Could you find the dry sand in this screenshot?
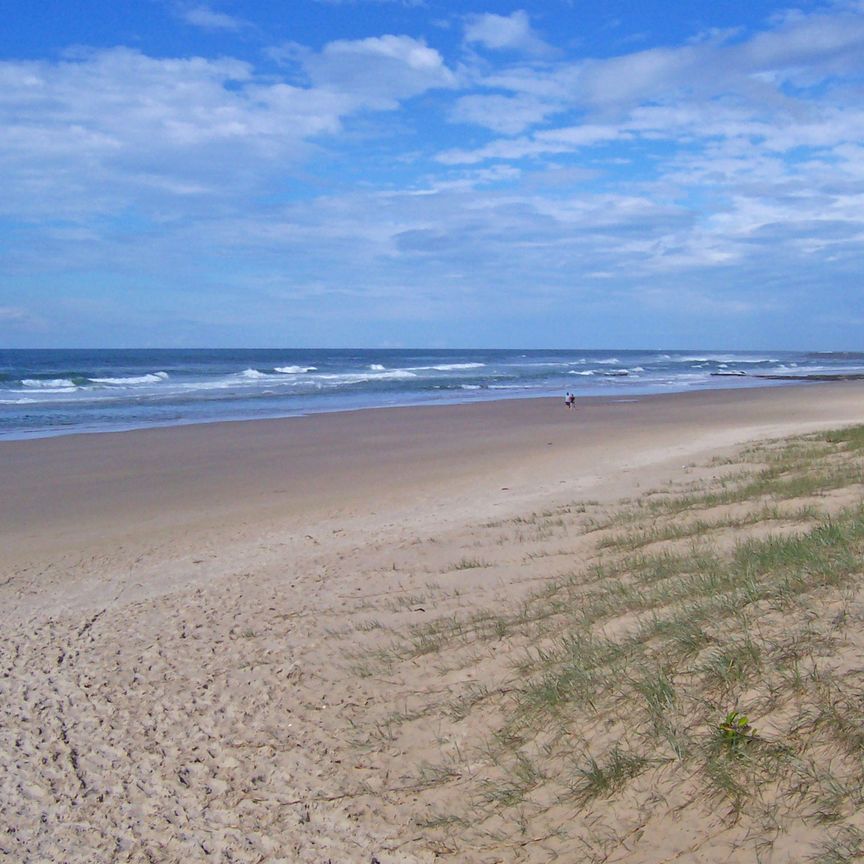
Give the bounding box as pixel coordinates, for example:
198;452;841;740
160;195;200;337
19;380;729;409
1;383;863;862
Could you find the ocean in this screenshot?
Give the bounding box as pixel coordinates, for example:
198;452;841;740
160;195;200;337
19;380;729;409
1;348;862;440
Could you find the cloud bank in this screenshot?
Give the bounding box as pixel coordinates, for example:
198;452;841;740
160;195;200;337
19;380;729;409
1;3;863;347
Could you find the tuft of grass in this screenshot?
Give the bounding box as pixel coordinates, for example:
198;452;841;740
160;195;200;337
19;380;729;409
447;682;491;721
568;746;651;803
809;685;864;756
700;639;763;693
452;557;492;570
810;826;864;863
823;426;864;449
633;667;677;725
480;753;546;807
355;618;383;632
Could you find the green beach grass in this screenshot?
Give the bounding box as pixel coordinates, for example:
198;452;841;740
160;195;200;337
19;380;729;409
348;425;864;861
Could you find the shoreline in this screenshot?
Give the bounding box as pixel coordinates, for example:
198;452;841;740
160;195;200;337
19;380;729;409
0;375;839;444
0;372;854;444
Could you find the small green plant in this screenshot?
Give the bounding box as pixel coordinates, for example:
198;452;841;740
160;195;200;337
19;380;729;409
717;710;756;753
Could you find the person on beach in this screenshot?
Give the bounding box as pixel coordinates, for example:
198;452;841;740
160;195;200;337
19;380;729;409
565;392;575;410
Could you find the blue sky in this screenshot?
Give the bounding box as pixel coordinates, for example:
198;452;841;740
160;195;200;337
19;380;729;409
1;0;863;348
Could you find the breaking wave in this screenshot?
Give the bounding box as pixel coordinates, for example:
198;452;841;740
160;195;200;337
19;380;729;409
21;378;78;389
90;372;169;385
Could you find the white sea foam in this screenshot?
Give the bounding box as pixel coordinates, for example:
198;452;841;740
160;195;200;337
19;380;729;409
275;366;317;374
21;378;77;389
369;364;387;371
430;362;485;371
173;379;249;392
667;373;714;385
90;372;169;385
0;398;37;404
774;363;813;372
169;371;310;393
406;362;487;372
675;355;777;364
317;370;418;385
11;387;79;396
569;370;595;376
595;358;621;365
460;384;481;389
774;363;861;375
369;369;417;381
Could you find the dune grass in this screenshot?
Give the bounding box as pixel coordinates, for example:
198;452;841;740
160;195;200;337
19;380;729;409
349;425;864;861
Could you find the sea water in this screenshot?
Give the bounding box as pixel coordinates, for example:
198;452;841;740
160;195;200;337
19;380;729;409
1;348;862;440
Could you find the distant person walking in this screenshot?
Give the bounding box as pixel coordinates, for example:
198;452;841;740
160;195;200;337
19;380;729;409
565;392;575;410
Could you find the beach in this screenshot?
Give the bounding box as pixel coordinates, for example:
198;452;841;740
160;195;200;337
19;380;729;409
3;382;864;862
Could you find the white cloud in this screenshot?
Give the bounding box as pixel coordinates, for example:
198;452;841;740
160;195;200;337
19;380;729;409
464;11;554;57
437;136;571;165
638;286;764;315
303;35;456;105
179;4;249;32
0;49;318;216
739;6;864;75
440;2;864;177
0;305;46;334
450;93;556;134
0;306;28;322
0;38;456;219
312;0;427;6
537;124;629;148
575;44;703;108
562;8;864;110
438;124;625;164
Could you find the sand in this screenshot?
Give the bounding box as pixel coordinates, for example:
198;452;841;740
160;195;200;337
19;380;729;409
1;382;863;862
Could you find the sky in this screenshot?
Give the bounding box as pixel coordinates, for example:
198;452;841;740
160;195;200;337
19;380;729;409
1;0;863;349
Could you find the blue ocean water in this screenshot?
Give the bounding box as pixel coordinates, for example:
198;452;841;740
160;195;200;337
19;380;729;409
1;348;863;440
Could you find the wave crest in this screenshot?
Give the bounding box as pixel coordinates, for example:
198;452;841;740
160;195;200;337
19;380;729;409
90;372;169;385
21;378;77;389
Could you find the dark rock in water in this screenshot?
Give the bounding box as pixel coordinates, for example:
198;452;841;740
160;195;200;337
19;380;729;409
805;352;864;360
753;373;864;381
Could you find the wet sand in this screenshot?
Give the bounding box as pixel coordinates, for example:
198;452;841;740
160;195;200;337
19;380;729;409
4;383;863;584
